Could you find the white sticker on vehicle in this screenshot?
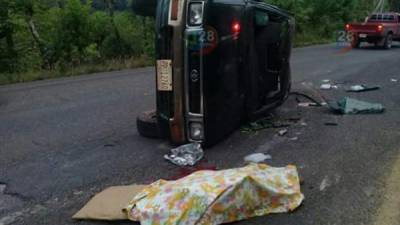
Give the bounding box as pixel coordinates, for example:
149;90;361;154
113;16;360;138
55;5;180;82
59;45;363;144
157;60;173;91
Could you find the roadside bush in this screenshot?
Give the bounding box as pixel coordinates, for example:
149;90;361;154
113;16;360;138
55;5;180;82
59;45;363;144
1;0;399;84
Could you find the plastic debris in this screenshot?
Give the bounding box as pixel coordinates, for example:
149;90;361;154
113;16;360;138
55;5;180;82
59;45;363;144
278;129;288;136
244;153;272;163
289;137;299;141
328;97;385;115
164;143;204;167
298;102;320;107
347;85;380;92
391;79;398;82
125;164;304;225
320;84;338;90
320;84;332;90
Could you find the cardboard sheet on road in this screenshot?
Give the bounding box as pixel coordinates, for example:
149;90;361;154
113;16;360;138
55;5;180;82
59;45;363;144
73;185;147;220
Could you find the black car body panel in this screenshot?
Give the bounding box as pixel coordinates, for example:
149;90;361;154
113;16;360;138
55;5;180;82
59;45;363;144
136;0;295;147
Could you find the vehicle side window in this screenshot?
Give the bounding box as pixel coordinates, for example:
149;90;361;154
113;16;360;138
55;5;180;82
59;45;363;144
383;15;395;21
398;15;400;22
255;10;269;26
383;15;388;20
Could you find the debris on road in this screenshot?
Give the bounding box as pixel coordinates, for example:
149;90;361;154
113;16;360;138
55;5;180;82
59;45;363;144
320;84;332;90
298;102;320;107
347;85;380;92
291;92;325;107
244;153;272;163
241;116;296;133
391;79;398;82
289;137;299;141
328;97;385;115
164;143;204;167
73;190;84;196
320;84;338;90
319;176;331;191
124;164;304;224
278;129;288;136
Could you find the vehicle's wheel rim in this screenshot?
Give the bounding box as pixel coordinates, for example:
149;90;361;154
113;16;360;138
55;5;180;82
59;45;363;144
388;36;393;48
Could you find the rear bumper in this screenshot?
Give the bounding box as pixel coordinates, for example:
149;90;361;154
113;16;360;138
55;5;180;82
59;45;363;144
352;31;385;41
352;31;385;39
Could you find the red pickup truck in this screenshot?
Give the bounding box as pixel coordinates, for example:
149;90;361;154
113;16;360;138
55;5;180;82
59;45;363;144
346;13;400;49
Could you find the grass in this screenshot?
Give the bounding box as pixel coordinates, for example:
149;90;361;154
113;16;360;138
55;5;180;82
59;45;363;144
294;33;334;47
0;55;154;86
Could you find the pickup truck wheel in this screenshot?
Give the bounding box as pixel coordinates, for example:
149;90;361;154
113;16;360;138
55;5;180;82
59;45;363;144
383;34;393;49
136;110;162;139
351;37;360;48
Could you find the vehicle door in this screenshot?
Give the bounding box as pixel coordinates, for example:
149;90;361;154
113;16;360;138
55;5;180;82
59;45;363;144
249;4;291;113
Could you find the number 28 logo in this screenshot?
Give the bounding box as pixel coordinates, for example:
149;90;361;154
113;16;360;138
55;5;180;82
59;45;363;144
337;30;355;43
188;26;219;55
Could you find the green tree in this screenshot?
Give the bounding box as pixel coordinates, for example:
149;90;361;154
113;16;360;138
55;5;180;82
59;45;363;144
388;0;400;11
56;0;92;66
0;1;18;72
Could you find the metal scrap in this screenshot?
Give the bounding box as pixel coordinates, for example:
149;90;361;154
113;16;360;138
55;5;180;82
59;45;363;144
164;143;204;167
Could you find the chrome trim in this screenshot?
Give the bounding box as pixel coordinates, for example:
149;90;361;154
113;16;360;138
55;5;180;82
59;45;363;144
184;1;205;142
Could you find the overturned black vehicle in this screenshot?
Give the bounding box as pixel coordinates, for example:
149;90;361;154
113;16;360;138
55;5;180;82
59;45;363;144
135;0;295;147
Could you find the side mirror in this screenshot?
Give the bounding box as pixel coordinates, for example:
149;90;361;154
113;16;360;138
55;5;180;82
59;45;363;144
255;11;269;26
131;0;158;17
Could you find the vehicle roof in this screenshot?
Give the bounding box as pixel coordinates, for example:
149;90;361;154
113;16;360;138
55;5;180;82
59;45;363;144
370;12;400;16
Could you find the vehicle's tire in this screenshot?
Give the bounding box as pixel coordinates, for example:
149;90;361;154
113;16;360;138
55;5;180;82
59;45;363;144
136;110;162;139
351;36;360;48
383;33;393;49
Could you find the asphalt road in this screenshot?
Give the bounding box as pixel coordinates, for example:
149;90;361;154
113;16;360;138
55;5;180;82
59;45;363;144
1;43;400;225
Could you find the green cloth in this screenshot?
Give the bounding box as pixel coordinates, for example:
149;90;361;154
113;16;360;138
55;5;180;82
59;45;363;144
329;97;385;114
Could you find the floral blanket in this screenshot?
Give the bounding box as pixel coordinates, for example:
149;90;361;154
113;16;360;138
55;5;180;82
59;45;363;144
125;164;304;225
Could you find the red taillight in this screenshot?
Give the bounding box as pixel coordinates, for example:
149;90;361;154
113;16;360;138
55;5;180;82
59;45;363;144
377;25;383;32
345;24;351;30
232;22;241;33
